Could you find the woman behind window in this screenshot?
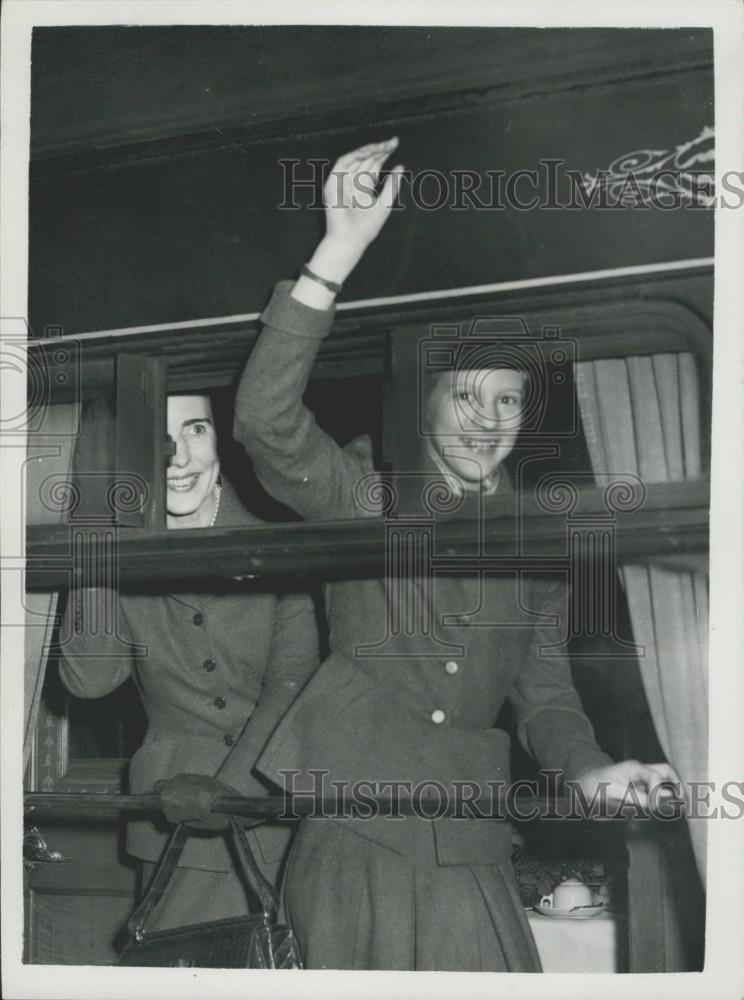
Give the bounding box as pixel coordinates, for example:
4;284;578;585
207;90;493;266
58;393;319;933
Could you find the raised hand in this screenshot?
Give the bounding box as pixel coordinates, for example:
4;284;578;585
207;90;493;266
292;137;404;307
323;138;404;255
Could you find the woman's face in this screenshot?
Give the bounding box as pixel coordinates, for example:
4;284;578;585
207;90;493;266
425;368;526;484
166;395;220;526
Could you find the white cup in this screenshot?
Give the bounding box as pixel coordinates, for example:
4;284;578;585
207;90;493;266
539;877;593;911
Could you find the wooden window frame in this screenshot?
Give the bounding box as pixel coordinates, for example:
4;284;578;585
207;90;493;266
26;283;712;590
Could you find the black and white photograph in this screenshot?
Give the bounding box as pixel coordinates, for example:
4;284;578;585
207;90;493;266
1;2;743;998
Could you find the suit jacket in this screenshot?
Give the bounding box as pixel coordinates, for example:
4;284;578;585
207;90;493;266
58;480;319;871
233;282;613;865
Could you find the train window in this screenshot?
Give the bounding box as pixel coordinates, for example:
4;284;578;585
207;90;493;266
216;372;385;521
384;304;709;512
30;655;146;795
25;294;710;591
385;321;594;509
23;293;711;978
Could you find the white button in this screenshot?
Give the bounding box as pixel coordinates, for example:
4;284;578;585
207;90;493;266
444;660;459;675
431;709;446;725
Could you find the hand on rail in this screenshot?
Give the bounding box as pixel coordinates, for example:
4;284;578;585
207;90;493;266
155;773;240;831
571;759;684;818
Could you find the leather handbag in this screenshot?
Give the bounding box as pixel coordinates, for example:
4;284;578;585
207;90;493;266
119;816;302;969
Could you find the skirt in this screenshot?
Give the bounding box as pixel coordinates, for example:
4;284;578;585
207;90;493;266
283;818;542;972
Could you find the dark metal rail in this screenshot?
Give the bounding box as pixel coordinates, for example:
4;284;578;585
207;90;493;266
24;791;686;823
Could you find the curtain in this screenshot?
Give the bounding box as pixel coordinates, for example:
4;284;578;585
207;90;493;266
24;403;78;770
574;353;708;881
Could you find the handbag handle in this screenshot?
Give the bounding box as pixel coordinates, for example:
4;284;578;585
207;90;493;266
127;817;280;942
227;816;280;926
128;823;189;942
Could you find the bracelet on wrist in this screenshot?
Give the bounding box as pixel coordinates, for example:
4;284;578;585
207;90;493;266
300;263;343;294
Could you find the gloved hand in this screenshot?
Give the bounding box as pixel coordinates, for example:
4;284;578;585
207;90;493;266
155;773;238;831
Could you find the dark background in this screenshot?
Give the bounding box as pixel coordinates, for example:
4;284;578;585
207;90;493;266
28;26;713;336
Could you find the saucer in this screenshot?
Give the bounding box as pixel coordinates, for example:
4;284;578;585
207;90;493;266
533;902;605;920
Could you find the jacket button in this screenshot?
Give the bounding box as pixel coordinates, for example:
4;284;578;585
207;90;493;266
444;660;459;675
213;696;226;709
223;734;235;747
203;659;216;672
431;709;446;725
456;615;469;626
192;612;204;626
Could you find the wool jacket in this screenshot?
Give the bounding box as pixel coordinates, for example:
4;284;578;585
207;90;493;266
58;480;320;872
233;282;613;865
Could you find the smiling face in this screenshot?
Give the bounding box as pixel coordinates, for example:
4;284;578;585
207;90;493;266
166;395;220;528
425;368;527;485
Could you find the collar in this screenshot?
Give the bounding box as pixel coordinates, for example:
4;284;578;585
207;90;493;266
427;447;507;498
211;478;264;529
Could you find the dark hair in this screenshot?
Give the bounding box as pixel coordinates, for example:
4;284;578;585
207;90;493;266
423;357;531;401
451;342;532;376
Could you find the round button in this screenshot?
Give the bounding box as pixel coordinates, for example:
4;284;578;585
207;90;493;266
213;696;226;709
444;660;459;675
456;615;469;627
431;709;446;725
192;612;204;626
203;659;216;672
223;734;235;747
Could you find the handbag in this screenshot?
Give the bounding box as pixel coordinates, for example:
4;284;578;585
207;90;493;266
119;816;302;969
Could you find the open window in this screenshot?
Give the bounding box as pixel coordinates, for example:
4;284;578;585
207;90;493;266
26;293;710;585
25;279;711;970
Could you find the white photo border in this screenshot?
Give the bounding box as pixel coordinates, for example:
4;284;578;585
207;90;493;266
2;2;742;998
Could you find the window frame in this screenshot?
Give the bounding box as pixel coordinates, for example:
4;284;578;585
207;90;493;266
26;281;713;590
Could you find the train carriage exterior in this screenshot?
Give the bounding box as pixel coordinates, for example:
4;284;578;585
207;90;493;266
8;22;722;976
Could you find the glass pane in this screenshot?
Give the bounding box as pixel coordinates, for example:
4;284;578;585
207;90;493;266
40;659;146;762
25;394;121;526
25;402;81;526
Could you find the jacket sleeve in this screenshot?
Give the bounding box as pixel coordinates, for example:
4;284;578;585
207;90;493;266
57;588;135;698
233;281;368;521
507;579;614;782
216;590;320;795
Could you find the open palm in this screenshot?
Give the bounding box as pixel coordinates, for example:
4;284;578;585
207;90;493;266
323;138;404;253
